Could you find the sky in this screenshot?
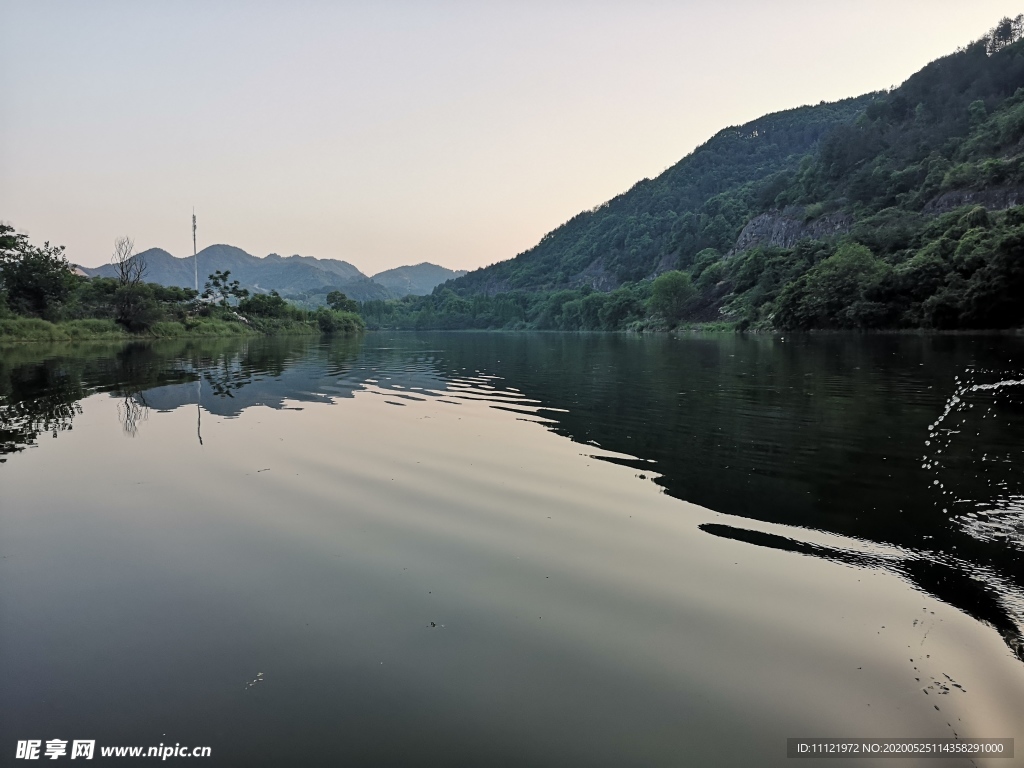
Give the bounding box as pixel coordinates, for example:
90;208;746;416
1;1;1020;273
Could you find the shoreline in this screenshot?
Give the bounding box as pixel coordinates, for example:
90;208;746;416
0;317;362;344
363;325;1024;336
4;320;1021;345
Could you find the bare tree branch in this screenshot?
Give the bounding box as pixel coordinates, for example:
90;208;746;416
111;236;147;287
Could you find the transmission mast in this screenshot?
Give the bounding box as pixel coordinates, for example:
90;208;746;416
192;208;198;293
192;207;203;445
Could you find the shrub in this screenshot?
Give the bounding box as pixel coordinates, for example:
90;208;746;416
649;271;697;323
315;308;364;334
775;243;892;329
239;291;291;318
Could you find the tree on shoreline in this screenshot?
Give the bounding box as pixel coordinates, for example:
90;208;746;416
110;236;158;330
326;290;358;313
649;270;697;324
0;224;76;319
203;270;249;307
111;236;147;288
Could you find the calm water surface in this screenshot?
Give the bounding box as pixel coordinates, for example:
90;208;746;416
1;332;1023;766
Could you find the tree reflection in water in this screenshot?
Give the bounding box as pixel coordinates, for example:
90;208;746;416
0;351;86;460
116;394;149;437
0;395;82;460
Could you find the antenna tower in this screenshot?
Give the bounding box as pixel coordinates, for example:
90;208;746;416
192;209;198;293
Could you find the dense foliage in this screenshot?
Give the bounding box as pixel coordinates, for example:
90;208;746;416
0;225;77;320
361;278;713;332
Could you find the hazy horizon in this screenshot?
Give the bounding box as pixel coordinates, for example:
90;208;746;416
2;1;1020;272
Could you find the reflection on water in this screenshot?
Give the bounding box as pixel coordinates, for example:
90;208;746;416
8;333;1019;657
2;332;1023;765
0;350;85;458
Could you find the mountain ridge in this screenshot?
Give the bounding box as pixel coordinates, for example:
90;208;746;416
78;246;463;301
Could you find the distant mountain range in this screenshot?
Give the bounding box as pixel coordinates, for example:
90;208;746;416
370;262;470;297
77;245;466;302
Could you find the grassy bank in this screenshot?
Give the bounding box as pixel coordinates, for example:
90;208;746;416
0;316;338;343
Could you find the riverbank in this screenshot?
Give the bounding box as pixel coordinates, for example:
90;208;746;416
0;317;341;343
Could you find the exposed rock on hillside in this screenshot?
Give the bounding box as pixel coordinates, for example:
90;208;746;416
568;257;619;292
923;185;1024;213
730;209;852;254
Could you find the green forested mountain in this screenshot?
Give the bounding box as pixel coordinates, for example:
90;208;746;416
725;26;1024;331
451;95;875;295
372;19;1024;332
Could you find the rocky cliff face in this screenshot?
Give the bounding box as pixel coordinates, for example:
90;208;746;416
730;209;852;254
729;189;1024;257
923;186;1024;213
568;257;620;292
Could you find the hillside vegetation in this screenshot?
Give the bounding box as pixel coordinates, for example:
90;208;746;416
368;19;1024;332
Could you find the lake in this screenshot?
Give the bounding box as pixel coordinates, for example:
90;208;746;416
1;332;1022;766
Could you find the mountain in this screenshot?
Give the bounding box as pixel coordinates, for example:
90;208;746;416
78;246;453;302
371;263;468;296
446;95;876;296
80;247;193;286
385;19;1024;332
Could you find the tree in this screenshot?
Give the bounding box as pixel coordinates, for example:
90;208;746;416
968;99;988;127
774;243;891;329
315;306;364;334
326;290;358;312
598;289;644;329
0;224;76;319
203;270;249;307
110;236;156;329
238;290;290;318
0;223;27;256
111;236;146;288
986;15;1024;54
649;270;697;323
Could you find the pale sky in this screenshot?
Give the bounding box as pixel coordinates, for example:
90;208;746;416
1;1;1019;272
